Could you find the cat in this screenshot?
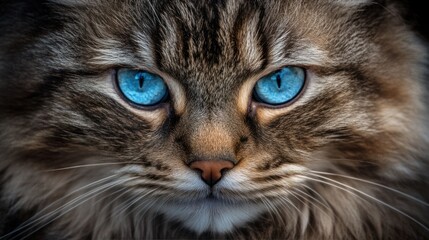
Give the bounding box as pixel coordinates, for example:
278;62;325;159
0;0;428;239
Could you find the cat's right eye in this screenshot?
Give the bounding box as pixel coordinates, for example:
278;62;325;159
116;69;169;107
253;66;305;106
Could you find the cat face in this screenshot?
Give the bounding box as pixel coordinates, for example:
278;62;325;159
1;0;428;238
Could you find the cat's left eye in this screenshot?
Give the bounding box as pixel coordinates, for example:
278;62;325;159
253;66;305;106
116;69;169;107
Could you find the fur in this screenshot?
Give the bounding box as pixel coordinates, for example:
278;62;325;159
0;0;428;239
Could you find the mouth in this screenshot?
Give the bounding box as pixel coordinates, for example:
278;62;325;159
187;191;233;204
163;188;248;207
206;192;217;200
204;187;246;202
201;192;236;205
158;189;266;234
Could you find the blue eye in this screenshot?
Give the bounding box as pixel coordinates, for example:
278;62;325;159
117;69;168;106
253;66;305;105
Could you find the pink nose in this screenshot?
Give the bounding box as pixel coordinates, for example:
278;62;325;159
189;160;234;186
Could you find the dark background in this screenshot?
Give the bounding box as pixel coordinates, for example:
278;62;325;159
403;1;429;41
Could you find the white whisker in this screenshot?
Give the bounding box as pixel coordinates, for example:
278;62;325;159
300;184;331;208
109;182;173;226
113;188;157;219
278;194;300;214
304;174;429;232
310;170;429;206
7;177;139;240
43;162;136;172
10;182;120;240
0;175;117;240
292;188;331;215
259;195;281;224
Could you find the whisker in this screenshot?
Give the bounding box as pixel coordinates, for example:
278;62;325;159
303;174;429;232
9;182;119;240
324;158;380;164
134;191;167;221
297;183;331;210
7;177;138;240
259;194;281;224
92;187;129;207
128;187;169;221
288;190;320;234
112;187;160;219
89;188;133;236
300;175;369;202
0;175;117;240
287;190;306;207
273;194;302;228
292;187;331;213
310;170;429;207
43;162;137;172
278;194;301;213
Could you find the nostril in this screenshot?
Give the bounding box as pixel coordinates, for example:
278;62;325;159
220;166;232;176
191;166;203;174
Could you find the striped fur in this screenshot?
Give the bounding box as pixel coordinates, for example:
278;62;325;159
0;0;428;239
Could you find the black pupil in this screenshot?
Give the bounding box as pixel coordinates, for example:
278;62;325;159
276;74;282;89
138;76;144;89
